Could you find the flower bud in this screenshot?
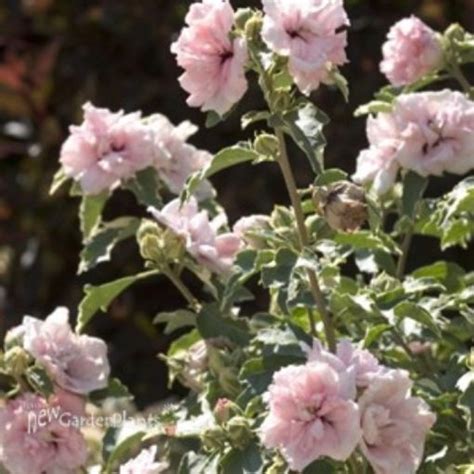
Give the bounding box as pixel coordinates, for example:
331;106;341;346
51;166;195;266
4;325;26;350
244;15;263;43
254;134;279;158
4;346;32;377
137;220;185;266
226;416;253;449
313;181;367;232
234;8;254;31
213;398;238;424
202;425;227;451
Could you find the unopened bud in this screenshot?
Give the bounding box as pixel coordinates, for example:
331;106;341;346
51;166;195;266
313;181;367;232
4;346;31;377
254;134;279;158
234;8;254;31
244;15;263;42
444;23;466;43
202;425;227;451
213;398;236;424
226;416;252;449
137;220;184;265
4;325;26;350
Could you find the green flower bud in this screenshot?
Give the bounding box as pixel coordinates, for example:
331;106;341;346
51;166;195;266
244;14;263;43
202;425;227;451
137;220;184;266
234;8;254;31
254;133;279;158
226;416;253;450
444;23;466;43
4;346;32;377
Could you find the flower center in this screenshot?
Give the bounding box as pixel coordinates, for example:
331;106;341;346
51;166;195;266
220;50;234;64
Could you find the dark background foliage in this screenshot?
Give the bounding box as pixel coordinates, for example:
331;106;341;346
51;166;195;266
0;0;473;407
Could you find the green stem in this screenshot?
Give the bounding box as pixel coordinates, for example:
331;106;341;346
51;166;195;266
274;127;336;352
162;266;200;311
396;227;413;279
449;61;473;98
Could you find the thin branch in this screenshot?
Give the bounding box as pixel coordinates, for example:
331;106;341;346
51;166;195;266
274;128;336;352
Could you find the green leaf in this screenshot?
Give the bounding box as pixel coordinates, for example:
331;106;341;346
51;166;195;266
184;144;259;198
354;100;393;117
154;309;197;334
401;171;428;219
241;111;270;129
25;365;54;397
205;111;224;128
314;168;348;186
412;261;465;293
355;249;397;275
458;382;474;431
178;452;220;474
77;270;158;332
394;301;441;336
79;193;108;242
261;248;298;289
334;231;396;254
281;103;328;175
89;377;132;403
220;443;263;474
79;217;140;274
197;303;250;346
124;167;162;208
49;168;69;195
446;177;474;216
103;431;146;474
441;218;474;250
168;329;201;358
273;68;293;91
303;459;336;474
364;323;391;348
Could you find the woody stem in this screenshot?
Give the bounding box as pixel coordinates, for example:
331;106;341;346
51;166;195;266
274;127;336;352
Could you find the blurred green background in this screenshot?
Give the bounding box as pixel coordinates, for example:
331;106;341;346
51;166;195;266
1;0;473;407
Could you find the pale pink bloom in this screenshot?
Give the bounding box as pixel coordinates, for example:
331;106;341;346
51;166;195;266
307;339;382;389
262;0;349;94
171;0;248;115
359;369;436;474
21;307;110;394
354;90;474;193
233;214;270;249
50;388;87;418
60;102;156;195
391;90;474;176
148;114;212;197
0;393;87;474
260;362;361;471
120;446;168;474
353;113;401;194
380;16;442;87
335;340;382;388
304;340;356;399
149;197;241;273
